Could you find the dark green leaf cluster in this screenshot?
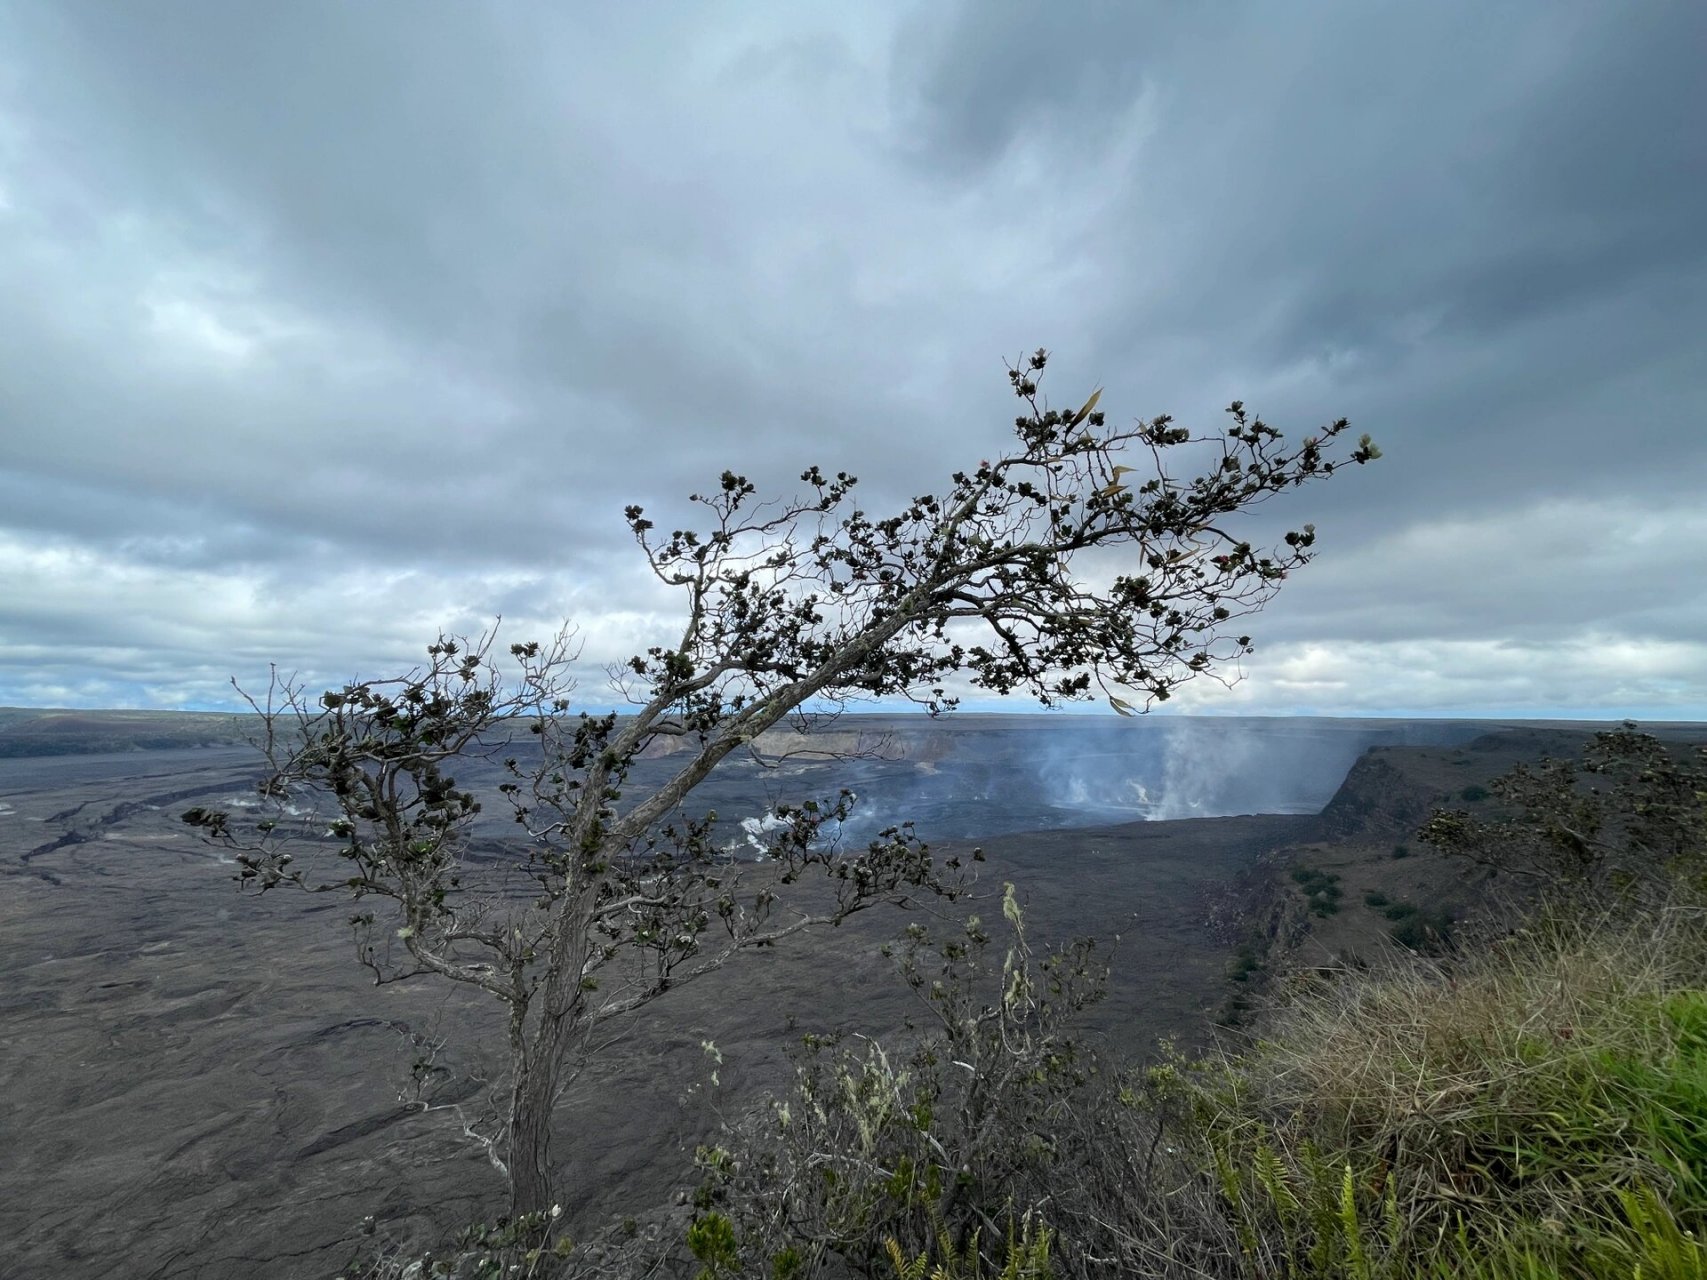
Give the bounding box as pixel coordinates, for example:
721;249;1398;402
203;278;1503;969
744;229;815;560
1422;724;1707;900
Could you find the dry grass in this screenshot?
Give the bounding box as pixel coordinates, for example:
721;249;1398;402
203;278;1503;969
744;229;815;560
1172;898;1707;1277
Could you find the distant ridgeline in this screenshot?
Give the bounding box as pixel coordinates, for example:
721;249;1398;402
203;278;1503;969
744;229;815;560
0;707;1497;841
0;708;261;757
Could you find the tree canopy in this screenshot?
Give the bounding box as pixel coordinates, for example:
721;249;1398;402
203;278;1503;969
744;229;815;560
185;352;1378;1215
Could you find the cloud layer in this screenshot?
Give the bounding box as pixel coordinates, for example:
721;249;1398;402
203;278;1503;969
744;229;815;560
2;2;1702;715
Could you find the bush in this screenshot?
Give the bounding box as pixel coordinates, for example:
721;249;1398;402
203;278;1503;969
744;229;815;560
696;888;1248;1278
1164;903;1707;1278
1388;905;1454;953
1289;867;1344;917
1228;944;1263;983
1460;784;1492;802
1370;898;1457;949
695;888;1109;1275
1423;725;1707;903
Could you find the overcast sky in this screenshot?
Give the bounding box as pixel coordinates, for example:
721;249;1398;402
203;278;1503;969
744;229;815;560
2;1;1703;718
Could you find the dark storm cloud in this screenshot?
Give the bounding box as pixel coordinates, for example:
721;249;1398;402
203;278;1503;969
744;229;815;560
899;2;1706;514
892;2;1167;172
0;1;1701;713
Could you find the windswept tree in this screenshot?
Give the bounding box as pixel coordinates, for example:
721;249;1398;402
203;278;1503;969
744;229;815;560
185;352;1379;1215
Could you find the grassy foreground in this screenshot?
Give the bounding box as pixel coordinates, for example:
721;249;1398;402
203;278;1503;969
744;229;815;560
1163;902;1707;1279
350;731;1707;1279
360;902;1707;1280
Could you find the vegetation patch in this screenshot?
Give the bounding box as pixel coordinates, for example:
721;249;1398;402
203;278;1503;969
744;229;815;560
1227;942;1264;984
1290;866;1344;917
1170;904;1707;1279
1388;904;1454;953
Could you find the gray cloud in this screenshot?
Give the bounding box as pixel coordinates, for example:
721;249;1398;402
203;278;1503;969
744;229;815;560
1;1;1702;716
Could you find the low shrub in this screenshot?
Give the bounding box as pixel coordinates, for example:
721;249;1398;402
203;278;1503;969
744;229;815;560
1227;944;1263;983
1423;726;1707;902
1388;905;1454;953
1167;902;1707;1278
693;886;1168;1278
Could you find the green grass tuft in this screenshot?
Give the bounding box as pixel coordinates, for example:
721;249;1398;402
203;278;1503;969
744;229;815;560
1170;901;1707;1278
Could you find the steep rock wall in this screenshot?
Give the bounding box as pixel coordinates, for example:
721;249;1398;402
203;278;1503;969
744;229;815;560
1317;748;1445;841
